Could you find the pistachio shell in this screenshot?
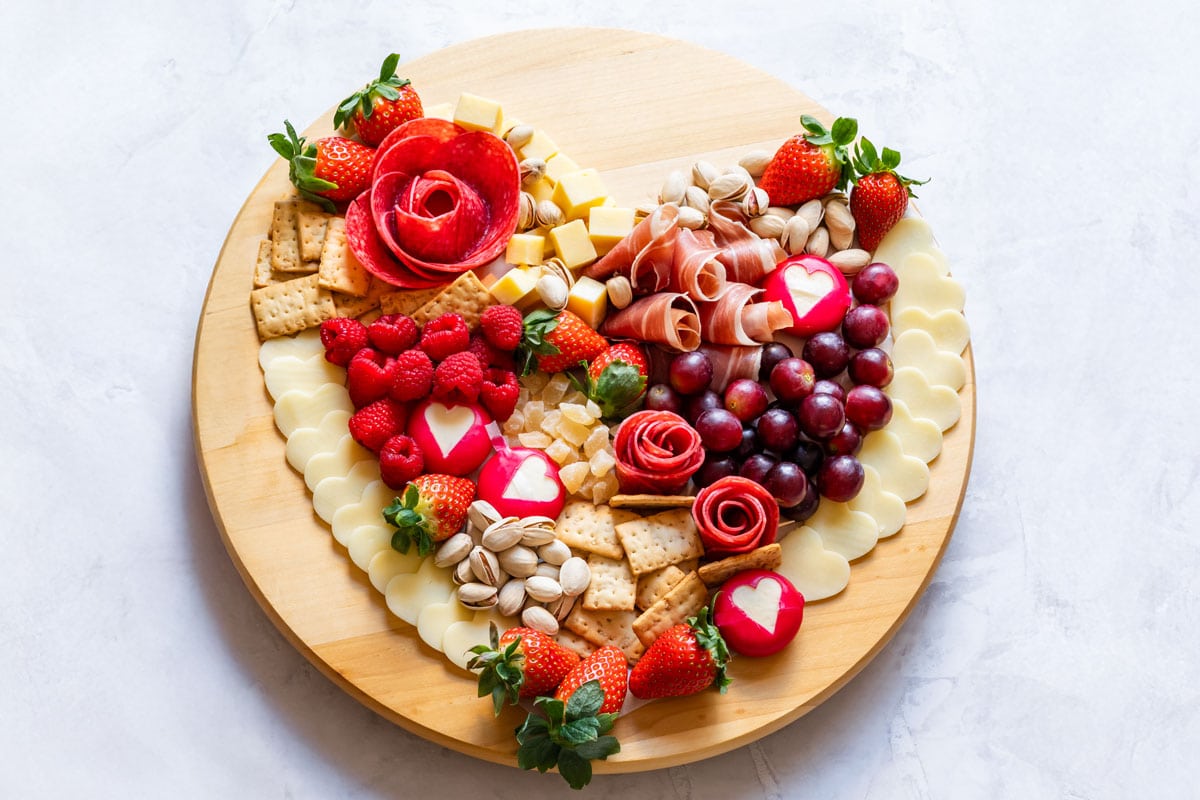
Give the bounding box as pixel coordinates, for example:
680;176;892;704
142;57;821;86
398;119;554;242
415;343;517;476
781;216;812;256
707;172;752;202
738;150;773;178
536;274;569;310
606;276;633;309
481;521;526;552
535;200;565;229
458;582;498;610
691;160;720;190
547;593;577;622
517;192;537;232
496;578;527;617
537;539;572;566
796;198;825;231
827;248;872;275
524;575;563;603
468;546;502;586
504;124;534;150
683;185;711;214
433;532;474;568
521;605;559;635
497;544;539;578
519;526;558;548
742;187;769;218
558;557;591;597
520;158;547;186
453;558;475;586
676;206;706;230
659;170;689;205
468;500;502;532
805;226;830;258
749;213;786;240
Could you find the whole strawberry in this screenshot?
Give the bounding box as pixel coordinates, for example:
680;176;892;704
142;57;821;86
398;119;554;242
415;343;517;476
579;343;648;419
554;645;628;714
515;677;622;789
333;53;423;148
382;474;475;556
268;121;374;212
758;115;858;207
517;309;608;375
849;137;927;252
629;602;731;699
468;624;581;715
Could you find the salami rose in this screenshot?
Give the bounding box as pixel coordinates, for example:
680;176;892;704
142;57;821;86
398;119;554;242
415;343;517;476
347;118;519;287
692;476;780;557
612;410;704;494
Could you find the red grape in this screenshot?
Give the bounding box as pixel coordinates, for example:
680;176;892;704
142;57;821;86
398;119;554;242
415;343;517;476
803;332;850;378
786;439;824;477
848;348;894;388
782;479;820;522
798;392;845;439
769;357;817;405
644;383;684;414
765;461;809;508
669;351;715;395
739;453;778;486
756;407;800;453
694;455;739;488
844;385;893;431
695;408;744;452
851;262;899;305
724;378;769;422
812;379;846;403
735;426;758;460
684;389;722;424
758;342;794;382
825;420;863;456
816;454;865;502
842;304;890;349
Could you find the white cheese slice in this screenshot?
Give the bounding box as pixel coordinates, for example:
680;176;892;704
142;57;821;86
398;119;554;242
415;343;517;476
886;399;944;465
264;354;345;400
367;548;424;594
285;409;352;474
273;383;352;438
258;328;323;371
417;600;474;652
892;329;966;391
303;433;372;493
385;558;454;626
442;609;510;672
893;253;965;315
859;430;930;503
313;459;379;526
887;367;962;432
331;480;396;547
893;307;970;356
849;466;907;539
776;527;850;602
803;498;879;562
872;217;949;276
346;524;392;571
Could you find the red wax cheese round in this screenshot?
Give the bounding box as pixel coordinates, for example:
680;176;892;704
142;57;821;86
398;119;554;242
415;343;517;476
406;398;493;476
761;254;851;337
477;446;566;520
713;570;805;657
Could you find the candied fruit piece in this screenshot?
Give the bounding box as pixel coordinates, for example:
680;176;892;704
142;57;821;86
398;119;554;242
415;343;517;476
561;390;588;406
592;474;619;505
589;449;615;477
558;462;590;494
502;410;526;436
542;373;571;406
524;401;546;430
583;426;609;459
558;418;592;448
585;400;602;419
540;410;563;437
522;372;550;395
560;403;593;426
518;431;554;449
545;438;575;465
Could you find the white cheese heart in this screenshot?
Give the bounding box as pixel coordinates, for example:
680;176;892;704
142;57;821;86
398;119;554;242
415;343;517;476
503;456;558;501
425;402;475;456
731;577;784;634
783;265;835;315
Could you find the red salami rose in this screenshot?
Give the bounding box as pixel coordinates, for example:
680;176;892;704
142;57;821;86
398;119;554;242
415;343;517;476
692;476;779;557
612;410;704;494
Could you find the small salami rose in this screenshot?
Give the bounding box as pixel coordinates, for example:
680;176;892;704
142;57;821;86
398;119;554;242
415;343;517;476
692;476;779;558
713;569;804;657
612;410;704;494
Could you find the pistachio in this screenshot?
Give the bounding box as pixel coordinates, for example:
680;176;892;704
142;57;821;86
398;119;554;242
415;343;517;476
458;582;499;610
535;200;565;229
707;172;752;202
520;158;547;186
766;206;795;220
481;520;526;552
496;578;527;617
742;187;769;218
534;562;561;580
749;213;786;240
606;276;633;309
683;185;711;215
796;198;825;231
541;257;575;289
452;558;475;586
690;160;720;190
558;557;591;597
497;544;539;578
805;226;830;258
823;200;856;250
468;545;502;586
468;500;502;532
517;192;537;232
676;206;706;230
827;248;872;275
504;124;534;151
524;575;563;603
521;605;559;635
823;191;849;207
547;593;577;622
635;202;660;221
659;169;689;205
537;539;572;566
434;532;474;568
781;216;812;256
738;149;773;178
519;525;558;548
536;273;569;310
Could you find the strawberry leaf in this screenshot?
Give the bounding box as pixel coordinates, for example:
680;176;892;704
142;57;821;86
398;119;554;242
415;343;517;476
556;749;593;790
379;52;400;82
467;624;527;715
574;734;620;761
564;679;604;719
516;681;622;789
881;147;902;170
831;116;859;146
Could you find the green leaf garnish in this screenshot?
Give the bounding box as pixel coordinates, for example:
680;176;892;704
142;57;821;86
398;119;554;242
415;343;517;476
513;680;622;790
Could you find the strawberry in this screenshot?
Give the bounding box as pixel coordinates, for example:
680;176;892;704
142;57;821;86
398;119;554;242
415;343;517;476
479;304;524;351
388;348;434;402
378;434;424;490
348;397;409;453
419;313;471;361
849;137;928;252
578;343;648;419
267;121;375;212
758;115;858;207
515;674;623;789
554;645;628;714
479;368;520;421
333;53;423;148
382;473;475;556
346;347;398;408
367;313;419;355
468;624;581;715
628;601;731;699
431;351;484;404
517;309;608;375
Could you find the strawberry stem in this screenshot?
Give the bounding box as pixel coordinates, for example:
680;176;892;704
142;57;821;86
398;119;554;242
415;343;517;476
514;681;621;789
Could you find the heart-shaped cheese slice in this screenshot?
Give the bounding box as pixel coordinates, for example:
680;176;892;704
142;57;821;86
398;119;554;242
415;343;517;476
503;455;559;501
731;577;784;634
783;264;835;314
425;402;476;456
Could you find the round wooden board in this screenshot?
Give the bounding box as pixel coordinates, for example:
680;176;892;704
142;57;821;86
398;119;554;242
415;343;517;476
192;28;975;772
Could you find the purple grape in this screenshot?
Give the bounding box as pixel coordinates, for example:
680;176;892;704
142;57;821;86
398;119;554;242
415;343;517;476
735;426;759;460
848;348;894;388
817;455;865;502
695;408;744;452
803;332;850;378
669;351;714;395
798;392;846;440
845;385;893;432
782;479;821;522
812;379;846;403
694;456;738;488
758;342;794;382
756;407;800;453
842;304;890;349
825;421;863;456
739;453;778;486
851;262;899;305
684;389;722;425
644;383;684;414
769;357;816;405
787;439;825;477
724;378;769;422
765;461;808;508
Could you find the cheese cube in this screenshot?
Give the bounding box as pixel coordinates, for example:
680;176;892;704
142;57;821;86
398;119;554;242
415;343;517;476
545;153;581;184
489;267;539;306
505;233;545;267
566;276;608;330
549;220;598;270
587;206;635;255
519;129;559;162
453;93;503;133
423;102;454;121
551;169;609;221
527;176;555;204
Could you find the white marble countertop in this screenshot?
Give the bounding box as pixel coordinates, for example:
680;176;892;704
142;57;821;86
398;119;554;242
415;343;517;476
2;1;1196;797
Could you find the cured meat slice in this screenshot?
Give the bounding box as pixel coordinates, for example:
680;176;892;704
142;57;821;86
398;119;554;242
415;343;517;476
708;200;784;286
692;476;780;558
668;228;727;301
696;283;792;346
600;293;701;353
585;204;678;289
344;192;446;289
697;344;763;393
612;410;704;494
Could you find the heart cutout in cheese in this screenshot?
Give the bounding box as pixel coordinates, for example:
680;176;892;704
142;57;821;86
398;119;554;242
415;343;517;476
731;578;784;634
503;455;559;501
425;402;476;456
783;263;836;314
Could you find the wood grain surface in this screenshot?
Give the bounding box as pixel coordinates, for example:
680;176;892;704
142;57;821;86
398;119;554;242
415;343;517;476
192;28;976;772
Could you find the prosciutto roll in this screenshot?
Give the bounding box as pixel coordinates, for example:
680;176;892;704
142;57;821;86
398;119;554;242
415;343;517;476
600;292;701;353
586;204;679;290
708;200;785;286
697;344;763;393
696;283;793;345
667;228;727;301
612;410;705;494
692;476;780;558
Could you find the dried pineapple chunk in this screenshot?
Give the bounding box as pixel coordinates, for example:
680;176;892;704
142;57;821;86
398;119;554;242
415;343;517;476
589;449;615;477
524;401;546;430
545;438;575;465
592;473;619;505
583;426;609;459
559;403;593;426
542;373;571;406
558;418;592;447
518;431;554;449
558;462;590;494
502;410;525;436
540;410;563;437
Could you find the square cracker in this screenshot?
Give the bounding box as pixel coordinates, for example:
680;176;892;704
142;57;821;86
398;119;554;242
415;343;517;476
632;571;709;648
636;563;689;611
269;198;303;272
697;543;783;587
252;239;275;288
614;508;704;576
318;217;371;297
554;501;623;560
555;630;596;660
332;278;389;318
379;284;447;317
250;273;335;340
412;270;495;329
296;200;331;262
582;555;637;612
564;606;644;664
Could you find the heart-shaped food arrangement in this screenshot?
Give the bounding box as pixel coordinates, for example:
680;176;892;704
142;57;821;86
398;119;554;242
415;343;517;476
250;53;970;787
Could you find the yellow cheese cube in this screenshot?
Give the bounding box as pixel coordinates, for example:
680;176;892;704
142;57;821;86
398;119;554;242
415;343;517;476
527;176;555;204
587;206;635;255
505;233;545;267
549;219;598;270
551;169;609;221
545;153;581;184
489;267;539;306
423;102;454;121
453;93;503;133
566;276;609;330
519;129;559;162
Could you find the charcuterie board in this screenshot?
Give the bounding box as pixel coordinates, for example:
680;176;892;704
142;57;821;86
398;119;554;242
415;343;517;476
192;27;974;771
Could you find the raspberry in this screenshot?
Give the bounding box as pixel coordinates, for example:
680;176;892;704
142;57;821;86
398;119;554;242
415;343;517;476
419;313;471;361
389;349;434;402
379;434;425;490
346;347;398;409
431;351;484;404
479;304;524;350
467;333;499;367
367;314;419;355
319;318;368;366
479;368;520;421
348;398;409;453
